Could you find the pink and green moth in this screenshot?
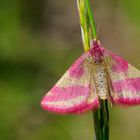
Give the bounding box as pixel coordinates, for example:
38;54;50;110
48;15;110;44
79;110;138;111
41;40;140;114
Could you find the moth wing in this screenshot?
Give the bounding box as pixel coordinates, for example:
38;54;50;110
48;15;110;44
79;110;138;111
41;53;99;114
103;48;140;106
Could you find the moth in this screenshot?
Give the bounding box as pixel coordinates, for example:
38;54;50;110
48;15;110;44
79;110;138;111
41;40;140;114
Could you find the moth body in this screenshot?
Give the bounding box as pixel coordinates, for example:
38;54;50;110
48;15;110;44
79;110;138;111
94;62;108;100
90;41;109;100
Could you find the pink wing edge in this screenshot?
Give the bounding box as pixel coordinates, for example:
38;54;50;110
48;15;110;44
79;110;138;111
41;97;99;114
41;53;100;114
103;47;140;106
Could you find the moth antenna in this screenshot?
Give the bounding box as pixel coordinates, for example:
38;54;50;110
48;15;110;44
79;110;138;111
96;21;101;40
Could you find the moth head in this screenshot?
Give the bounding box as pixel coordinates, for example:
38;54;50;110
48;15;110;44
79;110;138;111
92;39;101;48
89;40;103;62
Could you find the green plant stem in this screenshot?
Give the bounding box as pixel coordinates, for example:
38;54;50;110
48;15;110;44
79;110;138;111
77;0;109;140
93;100;109;140
85;0;97;39
77;0;90;51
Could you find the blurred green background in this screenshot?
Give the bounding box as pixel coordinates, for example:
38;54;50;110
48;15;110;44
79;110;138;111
1;0;140;140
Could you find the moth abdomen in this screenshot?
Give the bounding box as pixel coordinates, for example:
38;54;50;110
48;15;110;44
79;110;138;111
94;62;109;100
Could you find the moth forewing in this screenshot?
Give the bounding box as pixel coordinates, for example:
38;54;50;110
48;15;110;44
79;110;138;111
103;55;117;101
84;56;99;104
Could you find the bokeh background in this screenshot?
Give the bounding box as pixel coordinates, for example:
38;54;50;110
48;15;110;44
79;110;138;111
1;0;140;140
